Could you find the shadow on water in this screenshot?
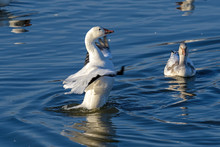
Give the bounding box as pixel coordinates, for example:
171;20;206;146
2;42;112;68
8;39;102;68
46;105;119;146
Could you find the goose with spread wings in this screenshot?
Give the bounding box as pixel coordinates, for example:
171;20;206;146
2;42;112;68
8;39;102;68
63;26;117;110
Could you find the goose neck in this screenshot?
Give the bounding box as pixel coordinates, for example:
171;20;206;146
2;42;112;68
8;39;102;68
85;35;104;61
179;55;187;65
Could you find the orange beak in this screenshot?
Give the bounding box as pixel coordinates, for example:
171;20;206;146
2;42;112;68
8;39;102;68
103;28;114;35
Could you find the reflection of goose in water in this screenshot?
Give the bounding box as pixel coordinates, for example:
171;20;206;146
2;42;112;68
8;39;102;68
0;0;12;7
166;76;196;100
165;76;196;116
10;19;31;33
61;109;118;146
176;0;195;16
0;9;32;33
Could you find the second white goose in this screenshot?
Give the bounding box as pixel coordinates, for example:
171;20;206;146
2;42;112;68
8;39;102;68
164;43;196;77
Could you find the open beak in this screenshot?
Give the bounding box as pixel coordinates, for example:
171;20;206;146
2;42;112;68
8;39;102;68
104;28;114;35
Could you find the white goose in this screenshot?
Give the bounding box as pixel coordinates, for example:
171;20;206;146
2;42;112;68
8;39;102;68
0;0;12;7
164;43;196;77
63;26;115;110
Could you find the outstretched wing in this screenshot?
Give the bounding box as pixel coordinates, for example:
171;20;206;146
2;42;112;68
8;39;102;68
95;36;110;50
97;36;112;60
63;64;116;94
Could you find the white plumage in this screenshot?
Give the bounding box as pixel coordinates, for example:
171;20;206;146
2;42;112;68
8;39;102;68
73;76;114;109
63;64;115;94
63;26;115;110
164;43;196;77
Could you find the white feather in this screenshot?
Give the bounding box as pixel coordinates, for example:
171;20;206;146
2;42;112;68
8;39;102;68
63;62;115;94
166;51;178;65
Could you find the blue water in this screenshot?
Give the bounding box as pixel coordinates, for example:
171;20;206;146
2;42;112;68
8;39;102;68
0;0;220;146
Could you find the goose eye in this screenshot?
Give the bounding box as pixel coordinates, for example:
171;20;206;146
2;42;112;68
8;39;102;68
99;28;101;31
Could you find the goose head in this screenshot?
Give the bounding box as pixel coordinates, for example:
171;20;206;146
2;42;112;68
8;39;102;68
178;43;188;56
86;26;114;42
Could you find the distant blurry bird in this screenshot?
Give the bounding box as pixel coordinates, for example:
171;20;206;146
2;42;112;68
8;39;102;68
176;0;195;11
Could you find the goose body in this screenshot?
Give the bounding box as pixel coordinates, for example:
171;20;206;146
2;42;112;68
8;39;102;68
73;76;114;109
164;43;196;77
63;26;115;110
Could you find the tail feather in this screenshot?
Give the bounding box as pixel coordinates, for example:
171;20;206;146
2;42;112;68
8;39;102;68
117;66;125;75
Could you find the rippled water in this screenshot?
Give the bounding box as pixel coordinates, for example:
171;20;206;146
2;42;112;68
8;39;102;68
0;0;220;146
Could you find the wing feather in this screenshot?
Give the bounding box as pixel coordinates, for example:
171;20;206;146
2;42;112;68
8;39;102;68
63;64;116;94
164;51;179;75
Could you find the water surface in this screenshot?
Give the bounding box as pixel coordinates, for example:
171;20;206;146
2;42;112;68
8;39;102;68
0;0;220;146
